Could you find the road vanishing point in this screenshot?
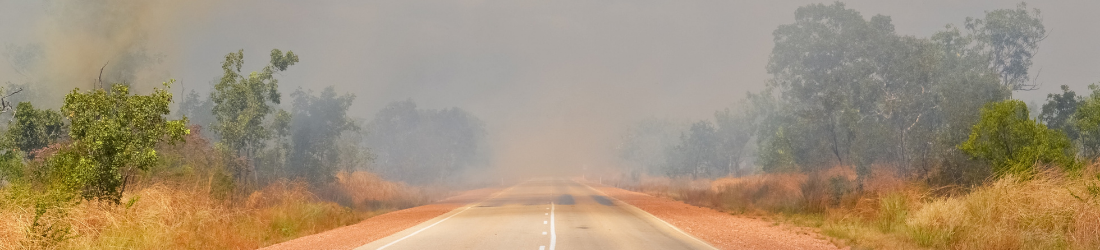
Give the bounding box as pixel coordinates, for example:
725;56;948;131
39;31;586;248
353;178;717;250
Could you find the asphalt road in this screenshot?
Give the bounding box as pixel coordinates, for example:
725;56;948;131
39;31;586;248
354;178;717;250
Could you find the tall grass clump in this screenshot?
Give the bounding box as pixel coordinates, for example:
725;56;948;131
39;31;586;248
907;170;1100;249
614;164;1100;249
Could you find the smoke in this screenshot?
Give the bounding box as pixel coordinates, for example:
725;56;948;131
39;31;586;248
1;0;210;106
3;0;1099;180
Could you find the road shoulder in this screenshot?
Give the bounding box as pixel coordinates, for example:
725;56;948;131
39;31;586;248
261;187;501;250
586;182;846;250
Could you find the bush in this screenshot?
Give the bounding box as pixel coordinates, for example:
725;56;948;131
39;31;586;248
959;100;1079;178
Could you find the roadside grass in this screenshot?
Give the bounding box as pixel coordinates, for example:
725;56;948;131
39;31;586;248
0;127;447;249
0;173;438;249
616;164;1100;250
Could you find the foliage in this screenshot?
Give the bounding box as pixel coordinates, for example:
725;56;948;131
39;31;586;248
1039;85;1081;140
617;118;685;177
366;100;486;185
667;121;722;178
7;102;66;158
177;89;216;133
210;49;298;160
964;2;1046;91
59;82;189;203
287;86;358;183
750;2;1020;185
959;100;1078;177
1074;84;1100;159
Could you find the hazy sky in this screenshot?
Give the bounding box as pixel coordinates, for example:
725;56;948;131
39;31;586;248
1;0;1098;176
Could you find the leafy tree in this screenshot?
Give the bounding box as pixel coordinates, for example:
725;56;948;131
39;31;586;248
617;118;685;177
59;82;189;203
209;49;297;183
965;2;1046;91
1038;85;1081;140
1074;83;1100;159
211;49;298;159
288;86;357;183
7;102;66;157
367;100;486;184
667;121;723;178
960;100;1078;177
714;106;755;176
178;89;216;133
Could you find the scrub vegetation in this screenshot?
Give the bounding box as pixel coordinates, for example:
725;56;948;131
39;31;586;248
0;49;473;249
615;2;1100;249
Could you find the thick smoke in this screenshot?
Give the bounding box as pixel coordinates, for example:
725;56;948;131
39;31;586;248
3;0;1099;181
1;0;210;106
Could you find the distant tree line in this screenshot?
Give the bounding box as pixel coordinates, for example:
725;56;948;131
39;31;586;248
177;50;489;187
619;2;1086;187
365;100;488;185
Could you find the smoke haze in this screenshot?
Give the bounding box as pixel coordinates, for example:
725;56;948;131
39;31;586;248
2;0;1098;178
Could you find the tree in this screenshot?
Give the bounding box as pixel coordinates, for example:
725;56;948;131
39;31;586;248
959;100;1078;177
366;100;487;184
209;49;298;182
59;82;189;203
288;86;357;183
1038;85;1081;140
178;89;216;133
1074;83;1100;159
965;2;1046;91
667;121;723;178
7;102;66;157
617;118;685;177
714;106;755;176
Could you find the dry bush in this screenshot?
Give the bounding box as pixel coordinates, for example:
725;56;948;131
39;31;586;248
710;173;806;213
316;171;443;211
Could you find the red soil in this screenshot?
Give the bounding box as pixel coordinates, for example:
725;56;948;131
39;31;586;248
590;183;846;250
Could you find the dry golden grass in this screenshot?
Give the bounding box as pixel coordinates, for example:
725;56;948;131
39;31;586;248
0;170;435;250
617;165;1100;249
907;169;1100;249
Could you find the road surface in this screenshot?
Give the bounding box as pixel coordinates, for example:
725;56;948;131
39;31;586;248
354;178;717;250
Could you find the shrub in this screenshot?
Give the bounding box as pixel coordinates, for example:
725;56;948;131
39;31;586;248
959;100;1079;178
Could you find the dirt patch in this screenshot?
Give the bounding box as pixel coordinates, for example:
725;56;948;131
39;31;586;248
261;187;501;250
589;182;845;250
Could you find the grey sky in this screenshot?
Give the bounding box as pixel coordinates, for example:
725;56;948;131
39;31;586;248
1;0;1098;175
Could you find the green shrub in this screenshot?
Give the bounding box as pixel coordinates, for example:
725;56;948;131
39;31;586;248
959;100;1079;177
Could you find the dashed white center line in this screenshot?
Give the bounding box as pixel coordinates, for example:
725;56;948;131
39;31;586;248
549;202;556;250
539;246;545;250
542;232;547;235
543;221;547;224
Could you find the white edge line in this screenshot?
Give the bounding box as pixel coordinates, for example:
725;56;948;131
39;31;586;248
371;181;525;250
578;181;720;250
549;201;556;250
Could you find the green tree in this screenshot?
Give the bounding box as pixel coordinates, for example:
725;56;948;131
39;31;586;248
1038;85;1081;140
7;102;66;157
667;121;723;178
209;49;297;182
960;100;1078;177
59;82;189;203
714;106;755;176
288;86;357;183
965;2;1046;91
178;89;216;133
1074;83;1100;159
367;100;487;184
